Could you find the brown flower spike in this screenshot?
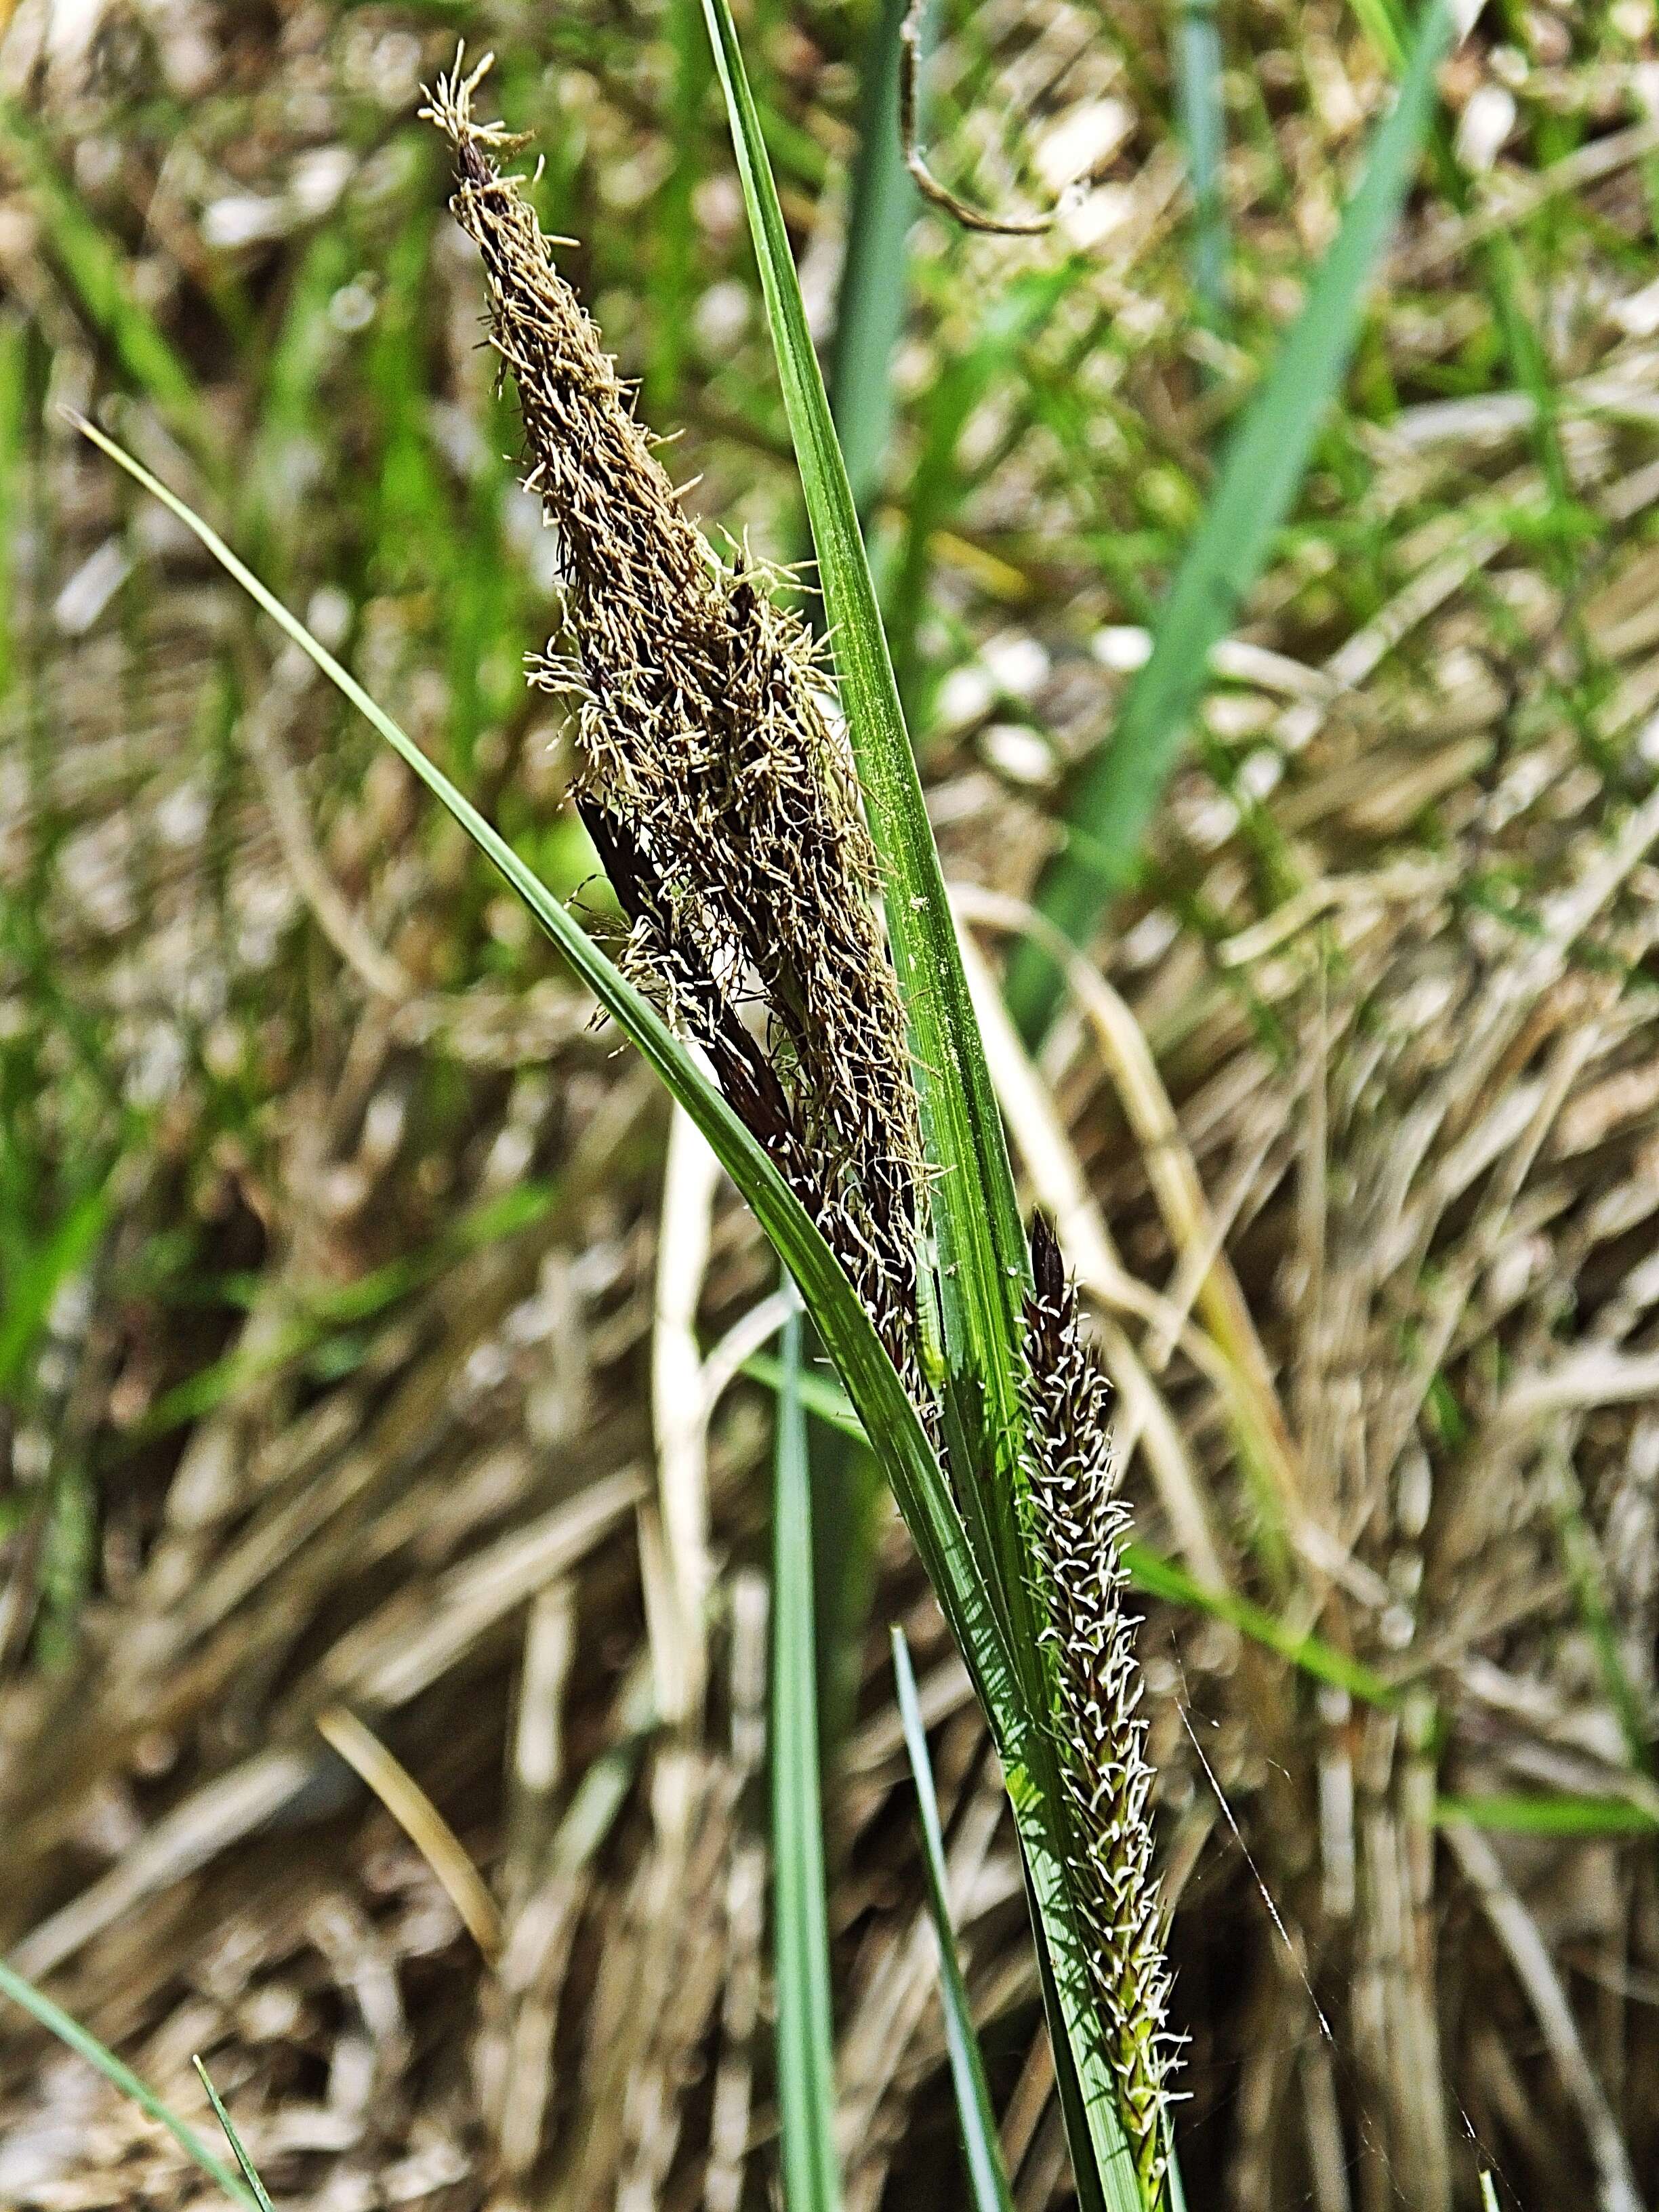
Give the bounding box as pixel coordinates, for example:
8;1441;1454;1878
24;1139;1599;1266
424;54;926;1401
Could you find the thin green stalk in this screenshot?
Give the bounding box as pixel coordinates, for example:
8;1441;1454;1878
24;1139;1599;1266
893;1625;1017;2212
0;1960;257;2211
1174;0;1229;334
192;2060;275;2212
773;1311;844;2212
698;9;1170;2198
698;0;1036;1494
826;0;916;520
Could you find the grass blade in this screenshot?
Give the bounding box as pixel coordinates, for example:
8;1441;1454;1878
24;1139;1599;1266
3;108;206;455
1007;0;1454;1042
893;1626;1017;2212
698;0;1035;1477
886;266;1073;723
826;0;916;519
73;412;1019;1764
747;1353;1398;1707
1174;0;1229;333
0;1960;257;2210
192;2058;275;2212
1435;1794;1658;1839
773;1311;844;2212
0;1172;112;1397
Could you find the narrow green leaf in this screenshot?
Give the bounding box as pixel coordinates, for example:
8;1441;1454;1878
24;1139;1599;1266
644;0;714;418
825;0;916;519
73;413;1020;1763
1549;1460;1653;1777
3;109;205;445
1435;1793;1658;1839
1174;0;1229;333
0;1960;257;2211
893;1626;1017;2212
1479;2171;1501;2211
691;30;1157;2192
1008;0;1454;1042
773;1311;844;2212
1121;1542;1397;1711
0;1172;113;1397
192;2059;276;2212
886;266;1073;723
697;0;1036;1545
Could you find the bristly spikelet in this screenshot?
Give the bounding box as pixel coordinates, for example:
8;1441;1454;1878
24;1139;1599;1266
1023;1214;1177;2198
424;54;927;1403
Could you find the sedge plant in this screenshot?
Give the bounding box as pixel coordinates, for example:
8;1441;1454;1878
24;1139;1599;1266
79;21;1183;2204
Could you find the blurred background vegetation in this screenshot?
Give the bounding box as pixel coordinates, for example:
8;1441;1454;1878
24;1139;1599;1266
5;0;1659;2205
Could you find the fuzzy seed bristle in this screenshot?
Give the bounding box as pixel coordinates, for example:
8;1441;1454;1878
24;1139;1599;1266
1023;1214;1178;2196
425;55;928;1406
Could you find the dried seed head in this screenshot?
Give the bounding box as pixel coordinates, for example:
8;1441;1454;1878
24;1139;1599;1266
426;55;927;1399
1023;1214;1178;2196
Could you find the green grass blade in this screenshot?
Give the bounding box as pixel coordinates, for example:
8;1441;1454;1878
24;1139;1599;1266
886;266;1073;724
773;1311;844;2212
1120;1542;1396;1709
1479;2171;1501;2211
73;413;1019;1757
1174;0;1229;333
0;1172;112;1398
692;23;1143;2171
4;108;205;450
697;23;1168;2191
1007;0;1454;1042
893;1626;1017;2212
826;0;916;519
192;2059;276;2212
1549;1462;1653;1777
645;0;714;418
698;0;1034;1467
0;1961;257;2210
1435;1793;1658;1839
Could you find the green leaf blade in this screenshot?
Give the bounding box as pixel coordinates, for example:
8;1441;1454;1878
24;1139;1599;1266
192;2058;276;2212
893;1625;1017;2212
773;1312;843;2212
696;0;1033;1475
0;1961;257;2212
693;23;1167;2195
1008;0;1455;1042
